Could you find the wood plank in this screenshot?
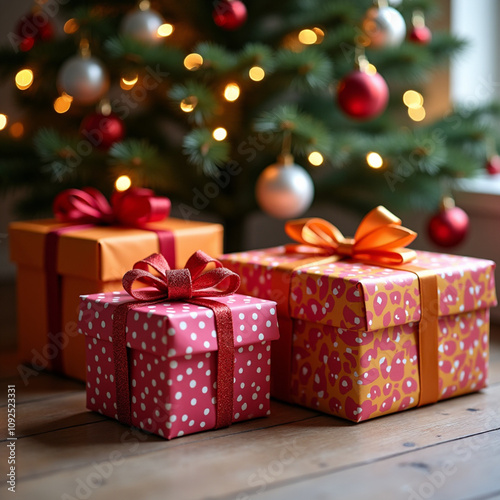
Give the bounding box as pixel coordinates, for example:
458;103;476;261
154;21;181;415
0;370;85;406
247;429;500;500
0;392;105;440
14;403;319;482
15;384;500;500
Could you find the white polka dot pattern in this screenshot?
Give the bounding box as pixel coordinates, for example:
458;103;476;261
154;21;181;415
79;291;279;439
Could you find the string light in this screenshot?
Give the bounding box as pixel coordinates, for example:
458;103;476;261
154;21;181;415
157;23;174;37
115;175;132;191
366;63;377;75
120;74;139;90
298;29;317;45
249;66;265;81
9;122;24;138
15;69;33;90
312;27;325;43
366;152;383;169
408;107;426;122
63;18;79;34
184;53;203;71
212;127;227;141
223;83;240;101
180;96;198;112
403;90;424;109
308;151;324;166
0;114;7;130
53;93;73;114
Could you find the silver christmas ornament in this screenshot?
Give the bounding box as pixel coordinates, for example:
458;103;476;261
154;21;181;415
362;6;406;48
57;55;109;105
256;157;314;219
121;7;164;45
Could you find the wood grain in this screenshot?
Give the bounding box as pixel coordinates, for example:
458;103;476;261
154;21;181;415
2;327;499;500
0;371;85;406
14;383;500;500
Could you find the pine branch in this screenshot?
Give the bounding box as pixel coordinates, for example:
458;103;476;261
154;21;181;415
168;81;218;126
182;128;230;176
195;42;237;73
105;35;184;76
34;128;82;182
254;105;332;159
108;138;176;190
239;43;275;72
274;47;333;91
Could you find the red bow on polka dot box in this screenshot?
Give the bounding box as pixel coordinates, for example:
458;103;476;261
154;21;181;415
78;250;279;439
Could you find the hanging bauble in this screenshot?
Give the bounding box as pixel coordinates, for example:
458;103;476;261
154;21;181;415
80;112;125;150
409;11;432;45
409;25;432;44
486;155;500;175
337;65;389;120
427;198;469;248
213;0;247;31
16;11;54;52
121;4;164;45
362;5;406;49
255;155;314;218
57;54;109;106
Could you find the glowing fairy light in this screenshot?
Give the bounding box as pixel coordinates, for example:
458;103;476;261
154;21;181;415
115;175;132;191
157;23;174;37
184;53;203;71
15;69;33;90
223;83;240;101
212;127;227;141
249;66;265;81
366;151;383;169
403;90;424;109
308;151;324;166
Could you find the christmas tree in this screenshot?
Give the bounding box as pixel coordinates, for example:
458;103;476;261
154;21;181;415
1;0;499;249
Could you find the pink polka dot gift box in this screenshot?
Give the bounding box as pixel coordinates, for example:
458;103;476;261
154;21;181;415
220;208;497;422
78;251;279;439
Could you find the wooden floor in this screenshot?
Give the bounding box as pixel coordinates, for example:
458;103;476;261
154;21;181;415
1;307;500;499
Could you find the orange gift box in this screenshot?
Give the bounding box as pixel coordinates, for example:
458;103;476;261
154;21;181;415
9;218;223;381
220;211;497;422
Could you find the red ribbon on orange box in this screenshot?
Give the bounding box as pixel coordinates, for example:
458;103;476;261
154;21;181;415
45;187;172;373
270;206;439;408
112;251;241;429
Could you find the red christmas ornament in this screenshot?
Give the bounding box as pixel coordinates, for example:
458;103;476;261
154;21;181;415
213;0;247;30
80;112;125;150
486;155;500;175
16;11;54;52
409;11;432;45
428;199;469;248
409;25;432;44
337;69;389;120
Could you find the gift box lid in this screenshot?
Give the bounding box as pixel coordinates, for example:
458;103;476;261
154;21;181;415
9;218;223;282
220;248;497;333
78;291;280;358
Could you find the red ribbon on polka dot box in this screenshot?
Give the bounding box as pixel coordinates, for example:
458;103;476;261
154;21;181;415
78;266;280;439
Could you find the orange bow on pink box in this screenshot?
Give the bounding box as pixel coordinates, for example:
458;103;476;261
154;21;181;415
285;205;417;265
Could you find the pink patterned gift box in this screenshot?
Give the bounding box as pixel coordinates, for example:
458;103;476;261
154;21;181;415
78;291;279;439
220;248;497;422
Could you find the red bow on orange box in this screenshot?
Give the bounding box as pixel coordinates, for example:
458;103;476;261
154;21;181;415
285;205;417;265
113;251;241;429
53;186;171;226
45;187;172;374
